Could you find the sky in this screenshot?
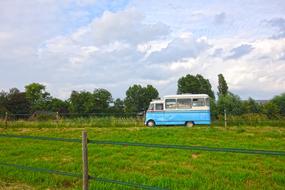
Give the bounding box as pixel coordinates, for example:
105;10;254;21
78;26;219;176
0;0;285;100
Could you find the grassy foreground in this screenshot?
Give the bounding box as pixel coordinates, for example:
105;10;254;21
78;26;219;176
0;123;284;190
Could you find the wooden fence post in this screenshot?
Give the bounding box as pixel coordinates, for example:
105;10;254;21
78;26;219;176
56;112;59;123
224;109;227;128
4;112;8;128
82;130;89;190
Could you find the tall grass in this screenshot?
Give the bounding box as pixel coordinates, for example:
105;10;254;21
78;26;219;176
0;113;284;128
0;116;145;128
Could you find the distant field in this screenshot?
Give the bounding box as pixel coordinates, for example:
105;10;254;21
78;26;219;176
0;122;284;189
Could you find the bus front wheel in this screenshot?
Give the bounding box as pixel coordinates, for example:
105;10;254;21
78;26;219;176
186;121;194;127
147;120;155;127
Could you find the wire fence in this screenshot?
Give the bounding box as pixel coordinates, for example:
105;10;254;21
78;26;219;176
0;112;144;120
1;112;285;128
0;132;285;189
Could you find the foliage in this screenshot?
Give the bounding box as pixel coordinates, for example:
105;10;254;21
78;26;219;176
0;88;30;114
216;92;243;115
209;98;218;119
0;91;8;114
25;83;51;112
217;74;228;96
124;84;159;113
242;97;261;114
177;74;215;98
109;98;125;114
6;89;30;114
93;88;112;113
0;77;284;120
262;101;280;119
271;93;285;116
69;88;112;114
45;98;69;113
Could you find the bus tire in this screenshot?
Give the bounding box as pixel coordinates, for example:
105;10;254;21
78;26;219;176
186;121;194;127
147;120;155;127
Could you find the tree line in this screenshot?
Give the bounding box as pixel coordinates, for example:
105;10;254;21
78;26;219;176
0;74;284;119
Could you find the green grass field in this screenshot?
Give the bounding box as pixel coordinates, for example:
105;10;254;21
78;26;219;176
0;120;284;190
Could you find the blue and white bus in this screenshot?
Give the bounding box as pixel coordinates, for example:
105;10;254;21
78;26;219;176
145;94;211;127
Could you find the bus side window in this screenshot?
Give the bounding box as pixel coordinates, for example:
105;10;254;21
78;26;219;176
165;99;177;109
148;104;154;111
192;98;205;107
205;98;210;106
155;103;164;111
177;99;191;109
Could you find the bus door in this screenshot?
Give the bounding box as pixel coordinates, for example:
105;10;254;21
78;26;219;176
154;103;165;123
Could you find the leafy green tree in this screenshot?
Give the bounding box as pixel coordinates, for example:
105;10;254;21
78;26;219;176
25;83;51;112
6;88;31;114
125;85;143;113
46;98;69;113
109;98;125;114
142;85;159;110
217;92;243;115
177;74;215;99
69;91;94;114
217;74;228;96
242;97;261;114
210;98;218;119
0;90;8;114
93;89;112;113
271;93;285;116
125;84;159;113
262;101;279;119
69;89;112;114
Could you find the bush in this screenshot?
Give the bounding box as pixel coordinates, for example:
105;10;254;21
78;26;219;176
213;113;285;127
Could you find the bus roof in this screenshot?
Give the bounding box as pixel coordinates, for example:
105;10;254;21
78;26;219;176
150;99;164;104
163;94;209;99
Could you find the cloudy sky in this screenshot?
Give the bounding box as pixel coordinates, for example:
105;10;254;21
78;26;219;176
0;0;285;100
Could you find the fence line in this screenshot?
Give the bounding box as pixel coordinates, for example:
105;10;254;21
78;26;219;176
89;140;285;156
0;112;142;117
0;133;285;189
1;112;285;123
0;162;81;178
0;162;163;190
0;134;81;143
1;133;285;156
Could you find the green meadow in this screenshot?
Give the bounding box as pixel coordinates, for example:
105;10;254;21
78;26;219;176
0;120;284;190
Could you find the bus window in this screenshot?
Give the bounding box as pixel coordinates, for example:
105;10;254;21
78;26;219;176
177;99;191;109
165;99;177;109
192;98;205;107
155;103;164;111
148;104;154;111
205;98;210;106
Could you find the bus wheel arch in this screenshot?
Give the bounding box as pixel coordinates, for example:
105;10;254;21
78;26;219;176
185;121;194;127
147;120;156;127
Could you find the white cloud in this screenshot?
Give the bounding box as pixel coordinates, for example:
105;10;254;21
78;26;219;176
68;8;170;46
1;1;285;100
146;35;211;63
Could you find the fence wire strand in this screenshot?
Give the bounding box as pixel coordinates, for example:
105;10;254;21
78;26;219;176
0;133;284;190
0;133;284;156
0;134;81;143
0;162;81;178
89;140;285;156
0;162;166;190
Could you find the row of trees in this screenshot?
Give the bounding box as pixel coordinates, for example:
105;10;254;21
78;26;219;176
0;83;159;115
0;74;285;119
